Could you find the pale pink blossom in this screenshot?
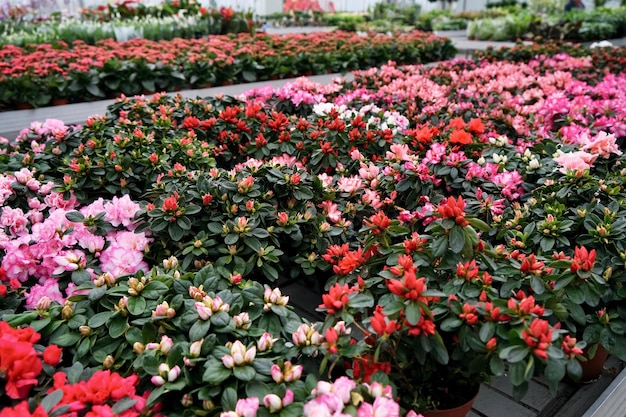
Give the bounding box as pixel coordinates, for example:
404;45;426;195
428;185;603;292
581;131;622;159
24;278;64;310
100;246;148;277
553;151;597;174
104;195;141;228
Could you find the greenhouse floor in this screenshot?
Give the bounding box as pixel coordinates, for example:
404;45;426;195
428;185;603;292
1;31;626;417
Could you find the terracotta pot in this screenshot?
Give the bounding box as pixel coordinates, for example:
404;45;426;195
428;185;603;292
51;98;69;106
422;386;479;417
578;343;608;383
15;102;34;110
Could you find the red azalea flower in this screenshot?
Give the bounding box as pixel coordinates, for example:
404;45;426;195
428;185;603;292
43;345;63;366
449;129;473;145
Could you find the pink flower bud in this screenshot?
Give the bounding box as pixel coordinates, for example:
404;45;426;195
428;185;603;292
263;394;283;412
284;362;303;382
221;354;235;369
158;363;170;378
257;332;277;352
270;364;284;383
168;365;181;382
190;339;203;358
244;346;256;364
283;389;294;406
160;335;174;354
195;302;212;320
151;375;166;386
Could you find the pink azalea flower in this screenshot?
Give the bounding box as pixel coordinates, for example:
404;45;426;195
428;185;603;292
100;246;148;278
104;195;141;228
581;131;622;159
24;278;64;310
553;151;597;174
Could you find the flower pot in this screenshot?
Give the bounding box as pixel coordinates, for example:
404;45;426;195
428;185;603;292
422;386;479;417
15;102;34;110
51;98;69;106
578;344;608;383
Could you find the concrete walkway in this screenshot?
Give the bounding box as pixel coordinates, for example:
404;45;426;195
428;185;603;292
0;29;625;417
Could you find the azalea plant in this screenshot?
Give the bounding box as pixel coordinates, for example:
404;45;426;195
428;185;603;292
2;41;626;417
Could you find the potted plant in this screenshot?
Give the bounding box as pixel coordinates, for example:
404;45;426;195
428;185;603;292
316;201;577;415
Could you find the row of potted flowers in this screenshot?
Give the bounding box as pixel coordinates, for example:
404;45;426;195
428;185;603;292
0;7;253;48
0;30;456;110
1;45;626;416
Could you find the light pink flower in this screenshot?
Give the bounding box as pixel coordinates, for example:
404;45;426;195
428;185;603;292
553;151;597;174
99;246;148;277
104;195;141;228
236;397;260;417
581;131;622;159
24;278;64;310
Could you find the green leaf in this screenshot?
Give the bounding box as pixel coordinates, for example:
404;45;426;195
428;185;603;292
245;381;271;400
111;397;137;414
211;311;231;328
479;321;496;343
168;222;186;241
88;311;113;328
88;285;107;301
203;360;232;384
489;355;505;375
449;225;465;254
128;296;147;316
189;319;212;341
233;365;257;381
65;211;85;222
544;359;565;385
146;385;165;407
348;293;374;309
499;345;529;363
41;389;64;412
404;301;421;326
50;331;81;347
440;317;462;332
224;234;239;245
71;272;94;288
222;387;238;411
108;316;128;338
142;281;169;299
508;361;527;386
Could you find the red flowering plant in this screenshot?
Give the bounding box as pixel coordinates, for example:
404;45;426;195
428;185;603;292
316;201;578;414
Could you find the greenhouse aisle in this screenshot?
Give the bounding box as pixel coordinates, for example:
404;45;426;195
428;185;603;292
1;32;625;417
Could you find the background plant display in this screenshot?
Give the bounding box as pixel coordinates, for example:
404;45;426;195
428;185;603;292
1;42;626;416
0;30;455;109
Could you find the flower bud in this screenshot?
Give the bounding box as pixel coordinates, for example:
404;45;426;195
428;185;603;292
168;365;181;382
181;394;193;407
151;375;166;386
133;342;145;354
159;335;174;354
190;339;203;358
263;394;282;413
203;400;215;410
79;325;92;336
61;303;73;320
603;267;612;281
257;332;277;352
103;355;115;369
163;256;179;269
221;354;235;369
270;364;283;383
36;296;52;311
